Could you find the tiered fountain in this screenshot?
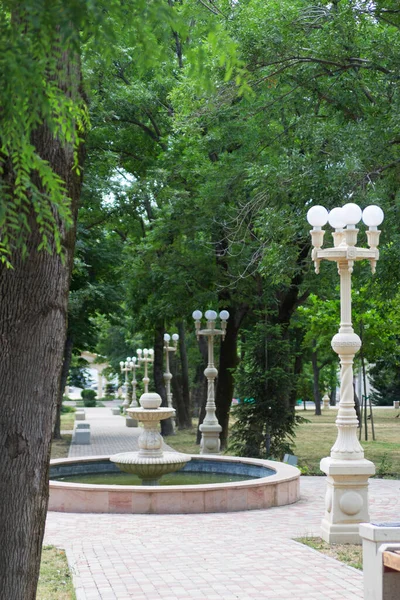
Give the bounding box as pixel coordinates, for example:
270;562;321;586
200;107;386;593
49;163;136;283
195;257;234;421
110;392;191;485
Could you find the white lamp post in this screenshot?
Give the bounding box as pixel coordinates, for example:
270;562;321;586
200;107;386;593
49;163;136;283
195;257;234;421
129;356;140;409
137;348;154;394
163;333;179;432
192;309;229;454
120;357;133;414
307;202;383;543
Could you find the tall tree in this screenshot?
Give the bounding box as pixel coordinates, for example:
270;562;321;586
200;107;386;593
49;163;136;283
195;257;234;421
0;4;86;597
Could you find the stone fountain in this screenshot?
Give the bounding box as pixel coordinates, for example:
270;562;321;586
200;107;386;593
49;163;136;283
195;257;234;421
110;391;191;485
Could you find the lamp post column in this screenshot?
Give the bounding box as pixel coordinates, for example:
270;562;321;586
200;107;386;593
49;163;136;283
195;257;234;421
129;359;140;408
163;333;179;433
193;309;229;455
137;348;154;394
201;330;220;454
307;202;383;544
125;357;139;427
329;261;363;461
120;359;131;414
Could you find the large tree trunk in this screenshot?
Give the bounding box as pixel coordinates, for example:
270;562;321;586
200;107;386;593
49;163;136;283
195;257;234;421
0;148;82;598
0;40;84;599
53;335;74;439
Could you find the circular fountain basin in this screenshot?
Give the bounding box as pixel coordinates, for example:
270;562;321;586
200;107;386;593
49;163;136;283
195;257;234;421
49;455;300;514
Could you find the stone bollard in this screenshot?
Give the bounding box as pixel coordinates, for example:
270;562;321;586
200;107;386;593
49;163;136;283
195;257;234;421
322;394;330;410
360;523;400;600
111;407;120;415
75;410;86;421
73;422;91;445
125;416;138;427
393;401;399;410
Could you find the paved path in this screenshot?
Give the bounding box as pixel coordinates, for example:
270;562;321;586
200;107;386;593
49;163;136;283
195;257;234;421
68;406;174;457
45;408;400;600
69;406;141;457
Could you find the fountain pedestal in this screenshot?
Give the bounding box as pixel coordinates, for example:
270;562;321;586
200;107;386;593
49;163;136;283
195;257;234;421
110;392;191;484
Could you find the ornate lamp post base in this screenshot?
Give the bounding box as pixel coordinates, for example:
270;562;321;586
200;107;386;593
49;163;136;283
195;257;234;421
199;422;222;455
320;457;375;543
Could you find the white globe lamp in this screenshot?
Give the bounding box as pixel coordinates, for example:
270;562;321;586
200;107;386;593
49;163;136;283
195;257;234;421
342;203;362;228
307;205;329;228
328;207;346;230
362;205;384;229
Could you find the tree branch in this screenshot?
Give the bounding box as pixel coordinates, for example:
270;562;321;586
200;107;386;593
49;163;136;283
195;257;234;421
110;116;165;148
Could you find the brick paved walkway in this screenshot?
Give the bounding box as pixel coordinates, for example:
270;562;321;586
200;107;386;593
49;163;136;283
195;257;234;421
45;408;400;600
69;406;173;457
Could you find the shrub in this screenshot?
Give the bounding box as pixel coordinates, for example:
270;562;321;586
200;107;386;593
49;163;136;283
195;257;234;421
81;388;97;407
61;405;76;414
228;322;306;460
105;382;115;396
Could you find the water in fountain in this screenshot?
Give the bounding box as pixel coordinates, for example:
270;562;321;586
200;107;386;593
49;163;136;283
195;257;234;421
110;392;191;485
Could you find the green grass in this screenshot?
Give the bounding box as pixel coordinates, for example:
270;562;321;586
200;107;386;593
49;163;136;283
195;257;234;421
295;537;363;569
51;435;72;459
37;546;75;599
164;426;200;454
166;409;400;478
293;408;400;477
60;413;75;430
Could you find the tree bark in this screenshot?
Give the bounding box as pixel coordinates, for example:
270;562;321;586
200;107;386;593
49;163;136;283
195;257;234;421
311;347;322;415
215;307;243;449
53;335;74;439
0;34;84;598
0;138;82;598
170;356;190;429
177;321;192;428
353;383;361;426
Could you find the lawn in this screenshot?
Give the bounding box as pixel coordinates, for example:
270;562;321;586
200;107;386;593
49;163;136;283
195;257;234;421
293;408;400;477
60;413;75;431
37;546;75;600
164;426;200;454
295;537;363;570
167;408;400;477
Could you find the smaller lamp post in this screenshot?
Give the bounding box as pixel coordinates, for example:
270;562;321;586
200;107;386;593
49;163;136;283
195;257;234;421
120;357;133;414
192;309;229;454
129;356;140;408
124;356;140;427
163;333;179;432
137;348;154;393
